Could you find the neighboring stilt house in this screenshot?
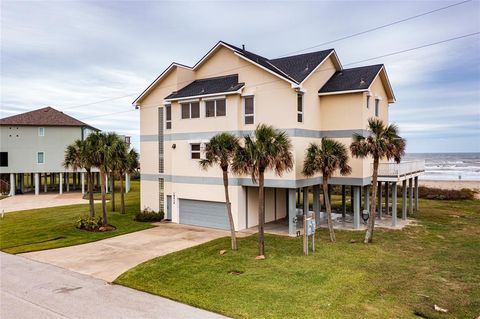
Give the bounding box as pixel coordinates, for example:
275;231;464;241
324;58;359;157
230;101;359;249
0;107;133;196
134;41;424;234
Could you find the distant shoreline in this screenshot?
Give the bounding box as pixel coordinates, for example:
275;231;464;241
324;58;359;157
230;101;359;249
419;180;480;199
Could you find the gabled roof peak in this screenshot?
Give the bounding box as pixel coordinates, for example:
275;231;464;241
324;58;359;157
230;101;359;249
0;106;96;128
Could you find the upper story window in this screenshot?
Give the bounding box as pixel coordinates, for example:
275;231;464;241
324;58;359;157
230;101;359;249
244;96;254;125
165;105;172;129
366;95;370;109
38;127;45;136
0;152;8;167
297;93;303;123
37;151;45;164
181;101;200;119
205;99;226;117
375;98;380;117
190;143;201;159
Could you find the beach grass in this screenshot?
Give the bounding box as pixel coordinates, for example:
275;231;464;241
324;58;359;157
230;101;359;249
116;198;480;319
0;181;154;254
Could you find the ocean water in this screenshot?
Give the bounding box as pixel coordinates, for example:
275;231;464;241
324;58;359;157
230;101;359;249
403;153;480;181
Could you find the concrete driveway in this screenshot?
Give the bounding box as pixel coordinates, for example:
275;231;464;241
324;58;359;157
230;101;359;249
0;192;96;213
1;252;227;319
22;223;229;282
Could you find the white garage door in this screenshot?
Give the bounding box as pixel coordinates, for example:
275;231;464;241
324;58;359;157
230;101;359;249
179;199;229;230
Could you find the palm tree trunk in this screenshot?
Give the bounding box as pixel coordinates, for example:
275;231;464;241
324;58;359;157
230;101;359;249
258;169;265;256
222;169;237;250
87;169;95;218
100;171;108;226
323;177;335;242
365;157;379;243
110;173;115;212
120;173;125;214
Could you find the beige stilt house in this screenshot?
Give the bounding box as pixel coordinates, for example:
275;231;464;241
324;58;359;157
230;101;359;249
134;41;424;234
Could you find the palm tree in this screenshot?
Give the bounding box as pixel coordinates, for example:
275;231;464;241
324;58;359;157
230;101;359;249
63;139;95;217
232;124;294;257
108;139;127;212
302;139;351;242
200;133;240;251
119;149;139;214
87;132;122;226
350;118;406;243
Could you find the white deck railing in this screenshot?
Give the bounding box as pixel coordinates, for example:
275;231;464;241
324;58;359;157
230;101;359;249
377;160;425;178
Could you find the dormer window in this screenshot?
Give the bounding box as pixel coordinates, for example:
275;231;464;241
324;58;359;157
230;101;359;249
297;93;303;123
181;101;200;119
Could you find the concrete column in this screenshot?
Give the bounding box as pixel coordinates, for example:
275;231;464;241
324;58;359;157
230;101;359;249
341;185;346;218
66;173;70;192
126;173;131;193
385;182;389;215
105;174;109;193
408;178;413;216
313;185;320;227
303;187;308;215
377;182;382;218
402;180;407;220
288;189;297;236
392;182;397;227
81;172;85;195
44;174;48;192
353;186;360;229
59;173;63;194
34;173;40;195
414;176;419;212
9;173;15;196
364;185;370;212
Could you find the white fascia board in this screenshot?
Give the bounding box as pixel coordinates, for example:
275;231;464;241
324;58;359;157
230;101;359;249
164;87;244;103
366;66;396;103
233;52;298;86
318;89;368;96
299;50;341;86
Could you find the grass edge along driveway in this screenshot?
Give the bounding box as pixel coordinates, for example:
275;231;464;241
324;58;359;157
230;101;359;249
116;198;480;319
0;181;154;254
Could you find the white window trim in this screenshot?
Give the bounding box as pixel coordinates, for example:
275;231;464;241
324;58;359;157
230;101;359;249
37;151;45;164
38;127;45;137
164;104;172;129
297;93;304;123
180;101;200;120
190;142;202;160
243;95;255;125
205;98;227;118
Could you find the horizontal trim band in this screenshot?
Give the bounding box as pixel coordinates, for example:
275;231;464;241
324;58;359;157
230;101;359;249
142;173;371;187
141;128;369;142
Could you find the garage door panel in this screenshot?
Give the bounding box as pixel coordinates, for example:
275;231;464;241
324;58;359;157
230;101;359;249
179;199;229;230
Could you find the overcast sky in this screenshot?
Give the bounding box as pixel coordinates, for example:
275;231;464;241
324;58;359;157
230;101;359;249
1;0;479;153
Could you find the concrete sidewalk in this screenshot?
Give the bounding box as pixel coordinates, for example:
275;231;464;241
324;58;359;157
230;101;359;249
0;252;227;319
22;223;229;282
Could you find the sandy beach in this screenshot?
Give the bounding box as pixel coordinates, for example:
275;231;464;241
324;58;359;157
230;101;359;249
419;180;480;199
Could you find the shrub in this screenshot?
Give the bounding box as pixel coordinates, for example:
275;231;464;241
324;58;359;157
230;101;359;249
134;207;164;222
76;216;103;231
417;186;476;200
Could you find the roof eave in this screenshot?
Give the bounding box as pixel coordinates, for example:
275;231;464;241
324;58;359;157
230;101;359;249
164;86;245;102
367;66;396;103
299;49;342;86
318;89;369;96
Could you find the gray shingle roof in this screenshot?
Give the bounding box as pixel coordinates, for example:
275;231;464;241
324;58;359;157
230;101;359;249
269;50;334;83
0;106;94;128
165;74;244;100
319;64;383;94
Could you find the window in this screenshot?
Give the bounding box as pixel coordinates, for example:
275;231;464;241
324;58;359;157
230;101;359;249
375;98;380;117
38;127;45;136
0;152;7;167
37;152;45;164
165;105;172;129
297;93;303;123
244;96;254;125
191;143;201;159
366;95;370;109
205;99;226;117
181;102;200;119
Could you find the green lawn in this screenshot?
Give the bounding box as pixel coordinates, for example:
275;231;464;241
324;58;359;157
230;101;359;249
0;181;154;254
116;198;480;319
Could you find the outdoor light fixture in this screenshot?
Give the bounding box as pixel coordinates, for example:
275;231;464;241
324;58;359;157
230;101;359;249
172;143;176;149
